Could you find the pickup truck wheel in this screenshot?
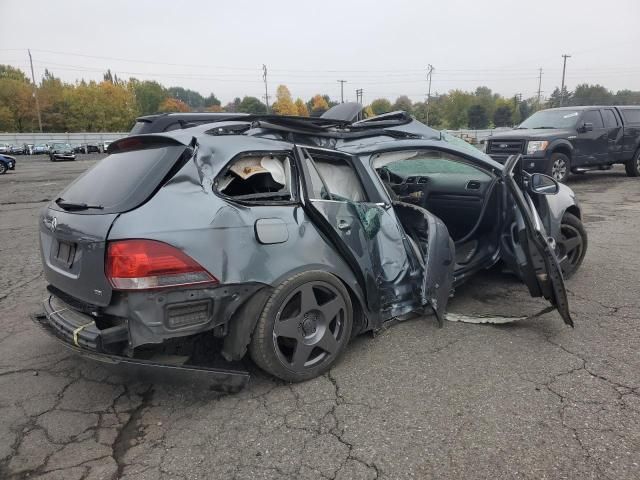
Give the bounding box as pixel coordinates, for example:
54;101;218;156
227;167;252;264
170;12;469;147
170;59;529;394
249;271;353;382
556;213;587;279
624;149;640;177
550;153;570;183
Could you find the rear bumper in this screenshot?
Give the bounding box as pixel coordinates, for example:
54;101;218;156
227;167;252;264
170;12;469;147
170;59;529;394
489;154;548;174
32;295;250;392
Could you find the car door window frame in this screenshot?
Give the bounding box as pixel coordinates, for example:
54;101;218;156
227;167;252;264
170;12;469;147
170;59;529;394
602;109;619;128
213;150;300;206
299;146;386;205
581;110;604;129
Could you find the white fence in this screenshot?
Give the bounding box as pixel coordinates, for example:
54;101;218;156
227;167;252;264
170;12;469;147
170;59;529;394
0;132;128;146
443;127;513;145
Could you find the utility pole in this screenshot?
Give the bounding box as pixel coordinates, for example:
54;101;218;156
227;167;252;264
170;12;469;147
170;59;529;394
536;68;543;108
337;80;347;103
262;64;270;113
560;54;571;106
355;89;364;120
426;64;434;124
28;49;43;133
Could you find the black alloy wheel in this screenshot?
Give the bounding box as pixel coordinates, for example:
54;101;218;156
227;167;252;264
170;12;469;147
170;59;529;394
556;213;587;279
250;271;353;382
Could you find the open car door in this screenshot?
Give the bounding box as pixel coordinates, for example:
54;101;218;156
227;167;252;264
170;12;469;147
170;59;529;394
503;155;573;326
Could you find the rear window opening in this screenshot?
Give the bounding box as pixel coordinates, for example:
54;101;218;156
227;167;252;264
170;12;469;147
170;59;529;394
53;141;190;214
216;154;294;202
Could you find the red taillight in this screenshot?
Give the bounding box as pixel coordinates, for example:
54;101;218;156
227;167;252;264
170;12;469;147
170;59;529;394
106;240;218;290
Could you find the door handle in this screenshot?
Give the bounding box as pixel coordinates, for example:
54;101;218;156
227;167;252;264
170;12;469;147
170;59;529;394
337;220;351;231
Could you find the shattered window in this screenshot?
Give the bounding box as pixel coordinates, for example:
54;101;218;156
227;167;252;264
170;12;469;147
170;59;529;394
216;154;293;202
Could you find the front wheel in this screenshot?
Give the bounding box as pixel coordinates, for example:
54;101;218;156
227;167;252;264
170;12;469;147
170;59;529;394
0;162;6;175
624;149;640;177
556;213;587;279
549;152;571;183
249;271;353;382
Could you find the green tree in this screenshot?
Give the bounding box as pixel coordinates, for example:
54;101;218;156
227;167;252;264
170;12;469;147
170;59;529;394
570;84;612;106
493;105;514;127
442;90;473;129
167;87;205;110
613;89;640;105
547;86;572;108
0;65;30;82
467;104;489;129
224;97;242;113
370;98;392;115
323;95;338;108
204;93;221;108
238;96;266;114
474;86;497;121
130;79;167;115
392;95;412;113
0;65;35;131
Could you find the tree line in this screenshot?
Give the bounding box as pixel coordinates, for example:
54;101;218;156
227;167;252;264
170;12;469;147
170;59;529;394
1;64;639;132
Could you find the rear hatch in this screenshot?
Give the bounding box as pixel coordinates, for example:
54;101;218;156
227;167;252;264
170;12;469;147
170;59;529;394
40;136;191;307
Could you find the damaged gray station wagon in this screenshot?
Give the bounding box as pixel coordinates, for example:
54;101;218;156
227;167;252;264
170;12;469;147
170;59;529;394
34;108;587;388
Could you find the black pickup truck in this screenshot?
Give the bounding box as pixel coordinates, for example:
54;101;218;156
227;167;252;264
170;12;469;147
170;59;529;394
487;106;640;182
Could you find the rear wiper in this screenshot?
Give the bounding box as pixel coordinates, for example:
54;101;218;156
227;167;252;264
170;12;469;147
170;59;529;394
55;198;104;211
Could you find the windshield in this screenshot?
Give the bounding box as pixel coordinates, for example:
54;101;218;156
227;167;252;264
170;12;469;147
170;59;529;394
372;150;490;178
518;110;580;129
53;143;71;149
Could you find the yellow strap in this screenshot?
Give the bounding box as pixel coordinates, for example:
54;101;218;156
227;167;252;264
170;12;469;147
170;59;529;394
72;321;95;347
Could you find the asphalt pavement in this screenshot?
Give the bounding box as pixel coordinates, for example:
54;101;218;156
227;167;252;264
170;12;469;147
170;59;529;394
0;155;638;479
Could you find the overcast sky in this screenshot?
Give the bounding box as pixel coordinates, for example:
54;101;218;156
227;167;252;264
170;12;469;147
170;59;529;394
1;0;639;104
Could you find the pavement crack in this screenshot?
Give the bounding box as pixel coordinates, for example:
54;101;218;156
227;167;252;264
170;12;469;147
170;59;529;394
112;385;154;479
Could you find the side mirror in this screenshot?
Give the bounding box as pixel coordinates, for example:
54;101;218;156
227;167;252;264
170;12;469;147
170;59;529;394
579;122;593;133
530;173;559;195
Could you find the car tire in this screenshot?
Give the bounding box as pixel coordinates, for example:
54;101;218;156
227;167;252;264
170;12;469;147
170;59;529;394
249;270;353;382
624;149;640;177
0;162;6;175
549;152;571;183
556;213;587;279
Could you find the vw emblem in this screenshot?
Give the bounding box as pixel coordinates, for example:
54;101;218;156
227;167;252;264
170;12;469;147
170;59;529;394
50;217;57;232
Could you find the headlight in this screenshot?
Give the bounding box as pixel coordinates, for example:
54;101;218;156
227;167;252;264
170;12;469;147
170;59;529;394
527;140;549;155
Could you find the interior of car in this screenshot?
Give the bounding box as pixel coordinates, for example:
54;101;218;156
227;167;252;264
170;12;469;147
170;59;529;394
372;150;502;269
216;149;504;273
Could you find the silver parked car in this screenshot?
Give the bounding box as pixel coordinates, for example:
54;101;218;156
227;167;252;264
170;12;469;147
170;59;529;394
33;110;586;389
